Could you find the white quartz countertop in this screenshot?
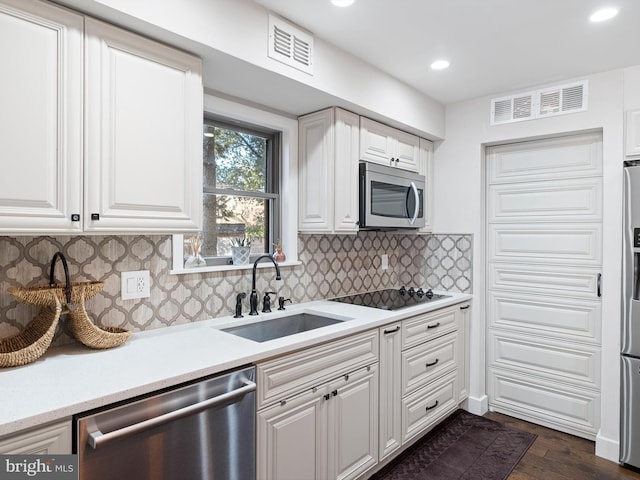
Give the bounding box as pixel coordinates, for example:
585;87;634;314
0;291;472;437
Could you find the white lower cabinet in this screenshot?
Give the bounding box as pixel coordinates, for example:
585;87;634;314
378;323;402;461
257;364;378;480
377;302;469;458
0;419;72;454
399;303;468;444
257;302;470;479
257;330;379;480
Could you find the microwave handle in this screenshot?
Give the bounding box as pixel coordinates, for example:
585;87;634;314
408;181;419;225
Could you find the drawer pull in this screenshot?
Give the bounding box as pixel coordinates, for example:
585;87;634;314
324;393;330;401
384;326;400;334
344;374;349;381
280;399;287;406
332;389;338;397
427;322;440;329
460;305;470;310
425;400;439;411
426;358;439;368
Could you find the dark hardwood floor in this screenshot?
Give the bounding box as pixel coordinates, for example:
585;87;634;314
484;412;640;480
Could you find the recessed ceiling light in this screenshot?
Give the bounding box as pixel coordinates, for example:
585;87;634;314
589;7;618;22
430;60;450;70
331;0;355;7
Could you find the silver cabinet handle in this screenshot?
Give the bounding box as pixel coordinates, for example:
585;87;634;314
408;181;419;225
87;380;256;449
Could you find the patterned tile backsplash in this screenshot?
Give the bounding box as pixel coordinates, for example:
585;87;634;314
0;232;472;346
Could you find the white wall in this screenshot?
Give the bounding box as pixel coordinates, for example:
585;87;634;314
434;68;629;461
56;0;445;139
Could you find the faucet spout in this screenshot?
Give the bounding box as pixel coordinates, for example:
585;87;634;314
249;254;282;315
252;253;281;290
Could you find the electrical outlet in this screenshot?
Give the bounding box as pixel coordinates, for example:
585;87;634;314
121;270;150;300
381;254;389;271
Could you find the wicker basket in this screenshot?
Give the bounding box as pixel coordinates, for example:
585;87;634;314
7;252;103;307
0;299;62;368
67;293;130;349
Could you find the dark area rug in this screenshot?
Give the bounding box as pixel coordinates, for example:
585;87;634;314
370;409;536;480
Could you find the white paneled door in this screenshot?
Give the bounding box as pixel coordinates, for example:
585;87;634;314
486;132;602;440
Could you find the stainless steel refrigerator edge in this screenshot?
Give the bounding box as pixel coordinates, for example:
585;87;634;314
621;161;640;468
75;365;256;480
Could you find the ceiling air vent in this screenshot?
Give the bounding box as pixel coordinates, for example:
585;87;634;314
491;80;588;125
268;15;314;75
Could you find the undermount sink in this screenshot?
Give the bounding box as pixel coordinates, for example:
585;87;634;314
221;313;348;342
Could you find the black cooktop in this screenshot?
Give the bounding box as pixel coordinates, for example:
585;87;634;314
329;287;449;311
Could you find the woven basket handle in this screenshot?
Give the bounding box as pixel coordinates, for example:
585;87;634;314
49;252;72;304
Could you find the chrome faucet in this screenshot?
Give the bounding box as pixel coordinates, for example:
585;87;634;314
249;254;282;315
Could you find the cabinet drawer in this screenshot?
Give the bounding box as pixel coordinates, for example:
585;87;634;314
402;371;458;444
257;330;379;408
402;305;458;349
402;331;457;396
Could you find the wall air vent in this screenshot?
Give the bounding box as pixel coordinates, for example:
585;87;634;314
268;15;314;75
491;80;588;125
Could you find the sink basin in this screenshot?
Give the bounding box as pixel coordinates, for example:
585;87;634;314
221;313;347;342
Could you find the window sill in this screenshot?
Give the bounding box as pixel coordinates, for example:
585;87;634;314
169;260;302;275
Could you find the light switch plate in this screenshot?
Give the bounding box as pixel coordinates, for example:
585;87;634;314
121;270;150;300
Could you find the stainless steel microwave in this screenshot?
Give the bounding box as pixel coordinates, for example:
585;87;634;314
359;162;425;230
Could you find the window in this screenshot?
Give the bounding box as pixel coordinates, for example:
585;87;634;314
202;117;280;263
171;93;298;274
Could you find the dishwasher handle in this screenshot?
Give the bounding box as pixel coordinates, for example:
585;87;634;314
87;379;256;449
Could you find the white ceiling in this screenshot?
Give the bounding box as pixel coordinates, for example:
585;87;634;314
253;0;640;105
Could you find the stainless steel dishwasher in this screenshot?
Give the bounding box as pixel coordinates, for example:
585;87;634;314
74;365;256;480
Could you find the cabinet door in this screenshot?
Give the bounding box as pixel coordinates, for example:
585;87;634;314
329;365;378;480
378;324;402;461
258;388;329;480
298;109;334;232
360;117;419;172
0;0;83;233
418;138;434;232
393;130;420;172
84;18;203;232
626;110;640;158
333;109;360;233
0;420;72;454
360;117;396;167
458;303;470;401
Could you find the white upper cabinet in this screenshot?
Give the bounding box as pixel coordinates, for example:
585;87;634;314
0;0;83;234
0;0;203;234
299;107;359;234
626;110;640;158
418;138;434;233
84;18;202;233
360;117;420;172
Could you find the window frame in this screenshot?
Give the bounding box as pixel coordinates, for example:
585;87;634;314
202;116;281;265
171;93;299;274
